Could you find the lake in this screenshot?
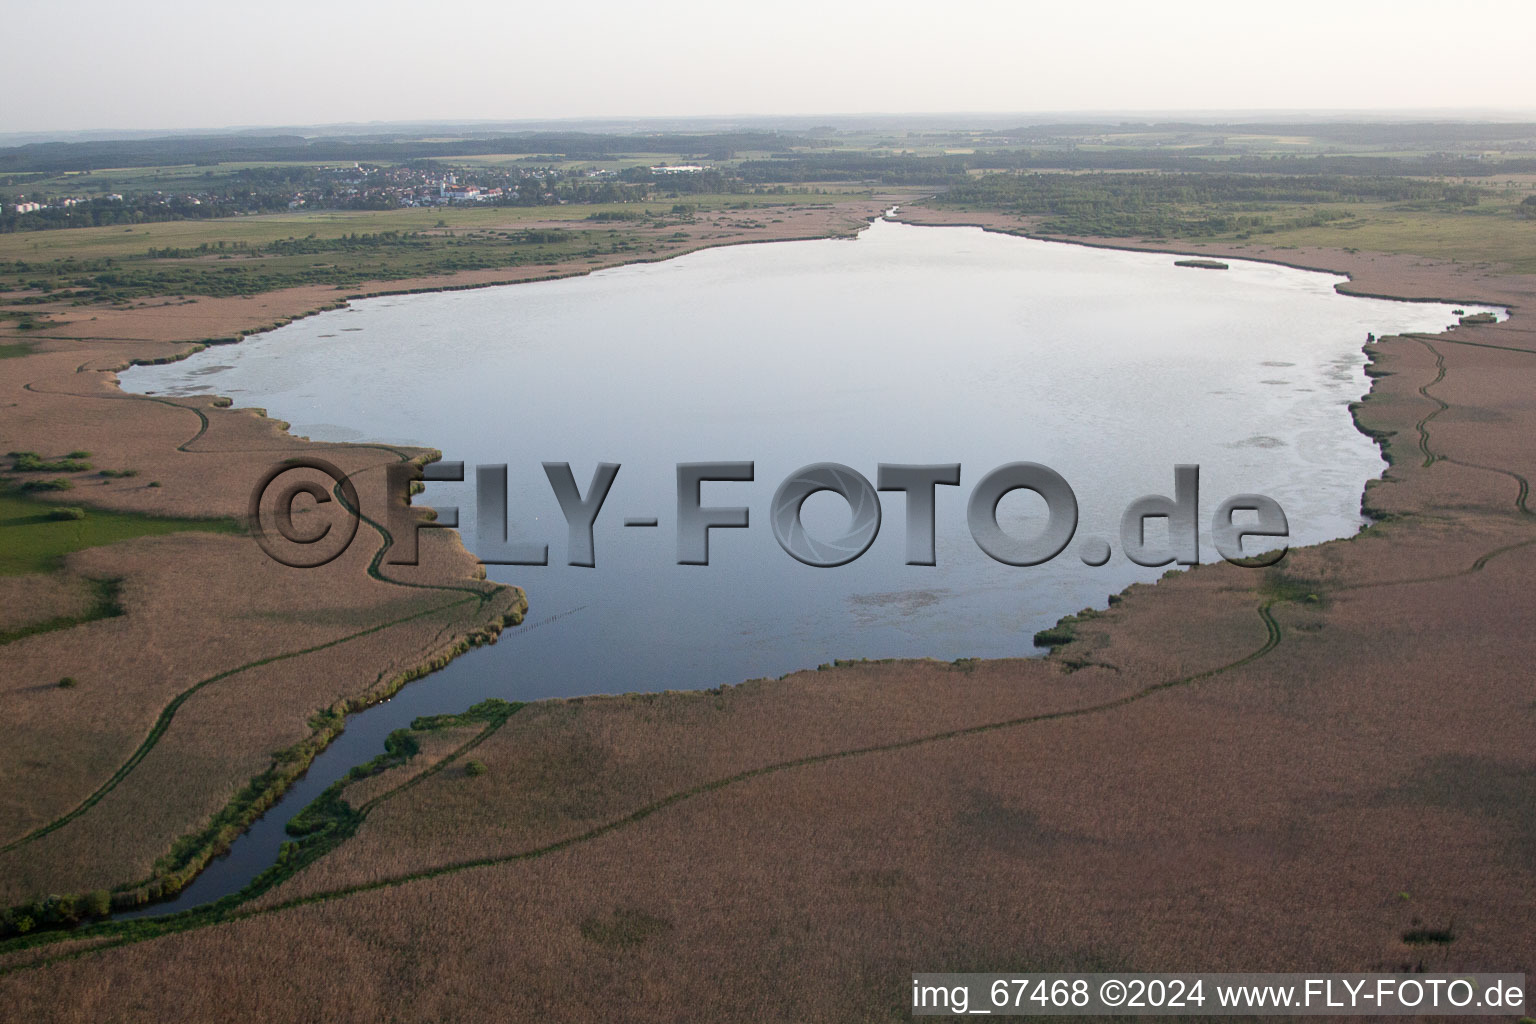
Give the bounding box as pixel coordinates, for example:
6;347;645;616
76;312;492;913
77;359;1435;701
118;216;1496;916
127;218;1493;697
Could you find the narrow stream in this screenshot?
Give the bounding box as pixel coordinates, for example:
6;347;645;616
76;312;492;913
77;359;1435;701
115;617;563;919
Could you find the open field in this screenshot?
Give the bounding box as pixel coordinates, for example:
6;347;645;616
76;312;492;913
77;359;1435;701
925;171;1536;271
1220;199;1536;272
0;193;854;260
0;194;881;303
6;161;356;198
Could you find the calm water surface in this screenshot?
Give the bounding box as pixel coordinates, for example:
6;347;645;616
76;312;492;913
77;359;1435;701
118;219;1497;914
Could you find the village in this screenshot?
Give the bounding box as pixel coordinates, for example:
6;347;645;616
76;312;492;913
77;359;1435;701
1;160;716;227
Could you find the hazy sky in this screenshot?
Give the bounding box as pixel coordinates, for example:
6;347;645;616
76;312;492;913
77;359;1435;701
5;0;1534;132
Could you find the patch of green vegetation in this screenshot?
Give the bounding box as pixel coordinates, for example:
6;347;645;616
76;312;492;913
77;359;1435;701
409;697;521;732
0;889;116;933
0;577;122;647
281;728;424;842
463;759;488;777
0;221;648;301
1259;564;1326;605
9;450;92;473
935;172;1483;239
0;194;822;303
579;907;673;948
0;341;33;358
1227;192;1536;272
1034;606;1102;651
0;486;241;575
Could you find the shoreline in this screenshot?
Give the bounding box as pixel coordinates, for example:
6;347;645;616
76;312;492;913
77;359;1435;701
126;213;1484;665
2;198;1530;949
0;195;901;928
889;208;1523;310
119;220;883;370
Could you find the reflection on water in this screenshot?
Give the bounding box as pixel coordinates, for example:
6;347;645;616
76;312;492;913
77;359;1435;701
117;219;1498;917
127;219;1496;701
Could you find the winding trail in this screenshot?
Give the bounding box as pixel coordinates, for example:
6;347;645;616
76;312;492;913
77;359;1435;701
1411;339;1448;466
0;596;477;856
1408;336;1533;515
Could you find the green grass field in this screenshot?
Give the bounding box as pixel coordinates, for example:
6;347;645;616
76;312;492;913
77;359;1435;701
1217;197;1536;273
12;161;339;197
0;193;843;261
0;193;860;302
934;171;1536;273
0;488;241;576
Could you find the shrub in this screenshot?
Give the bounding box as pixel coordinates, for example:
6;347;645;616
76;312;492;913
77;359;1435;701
48;506;86;521
1033;624;1076;649
99;468;139;478
58;676;77;688
47;894;79;925
1034;607;1100;651
83;890;111;917
463;760;488;777
66;450;91;459
1402;923;1456;945
22;478;72;491
10;451;90;472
